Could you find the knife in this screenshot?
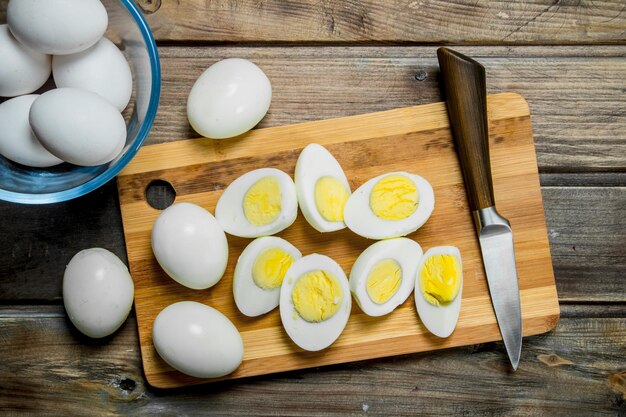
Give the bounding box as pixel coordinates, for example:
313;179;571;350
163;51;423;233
436;47;522;370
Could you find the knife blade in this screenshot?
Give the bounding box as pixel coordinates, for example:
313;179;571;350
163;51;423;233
437;47;523;370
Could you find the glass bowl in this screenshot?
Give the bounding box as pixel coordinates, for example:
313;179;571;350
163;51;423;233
0;0;160;204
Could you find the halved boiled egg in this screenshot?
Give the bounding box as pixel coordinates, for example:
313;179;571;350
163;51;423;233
215;168;298;238
344;171;434;239
279;254;351;351
295;143;351;232
233;236;302;317
414;246;463;338
349;238;423;317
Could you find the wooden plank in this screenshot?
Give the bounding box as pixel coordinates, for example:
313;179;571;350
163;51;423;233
117;92;559;387
544;186;626;303
149;45;626;171
0;306;623;416
1;0;617;45
3;1;625;45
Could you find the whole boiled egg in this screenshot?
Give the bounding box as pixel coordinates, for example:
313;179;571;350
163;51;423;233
7;0;108;55
295;144;351;232
215;168;298;238
0;24;51;97
0;95;62;167
187;58;272;139
414;246;463;338
344;171;434;239
153;301;243;378
63;248;134;338
279;254;351;351
349;238;422;317
29;88;126;166
151;202;228;290
233;236;302;317
53;37;133;111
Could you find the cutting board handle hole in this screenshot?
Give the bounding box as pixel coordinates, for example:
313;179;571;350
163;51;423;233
145;180;176;210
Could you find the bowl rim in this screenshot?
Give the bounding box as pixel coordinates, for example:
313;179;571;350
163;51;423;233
0;0;161;204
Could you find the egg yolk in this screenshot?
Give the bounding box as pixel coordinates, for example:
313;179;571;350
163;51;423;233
243;176;282;226
252;247;294;290
366;259;402;304
369;174;418;220
292;270;342;322
314;176;350;222
420;254;461;306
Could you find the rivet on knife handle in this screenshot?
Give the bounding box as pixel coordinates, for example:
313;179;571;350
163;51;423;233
437;47;523;371
437;47;494;211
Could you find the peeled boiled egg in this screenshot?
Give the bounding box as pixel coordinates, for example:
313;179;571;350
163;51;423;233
350;238;423;317
29;88;126;166
63;248;134;338
187;58;272;139
233;236;302;317
0;24;51;97
0;95;62;167
53;37;133;111
280;254;351;351
151;202;228;290
215;168;298;238
414;246;463;338
153;301;244;378
295;143;351;232
7;0;108;55
344;171;434;239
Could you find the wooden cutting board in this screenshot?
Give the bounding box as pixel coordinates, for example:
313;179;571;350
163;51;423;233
117;92;559;389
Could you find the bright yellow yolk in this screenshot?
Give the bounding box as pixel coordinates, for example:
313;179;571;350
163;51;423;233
366;259;402;304
420;254;461;306
369;174;418;220
314;176;350;222
252;247;294;290
243;176;282;226
292;270;343;322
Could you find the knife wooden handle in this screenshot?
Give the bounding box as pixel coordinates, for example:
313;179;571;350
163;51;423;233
437;47;494;211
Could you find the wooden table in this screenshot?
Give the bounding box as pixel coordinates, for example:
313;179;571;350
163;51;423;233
1;1;624;415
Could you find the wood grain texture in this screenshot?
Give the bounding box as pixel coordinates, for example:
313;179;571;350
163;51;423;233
150;45;626;171
90;1;626;44
117;93;559;388
0;306;623;416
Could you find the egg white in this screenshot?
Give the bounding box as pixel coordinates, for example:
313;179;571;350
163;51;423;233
414;246;463;338
343;171;435;239
295;143;351;232
215;168;298;238
233;236;302;317
151;202;229;290
279;254;351;351
349;238;422;317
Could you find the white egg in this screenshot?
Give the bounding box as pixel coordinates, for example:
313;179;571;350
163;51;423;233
53;37;133;111
295;143;351;233
153;301;243;378
233;236;302;317
63;248;134;338
151;202;228;290
28;88;126;166
215;168;298;238
414;246;463;338
350;238;423;317
0;95;63;167
0;24;51;97
344;171;435;239
7;0;108;55
279;254;351;351
187;58;272;139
